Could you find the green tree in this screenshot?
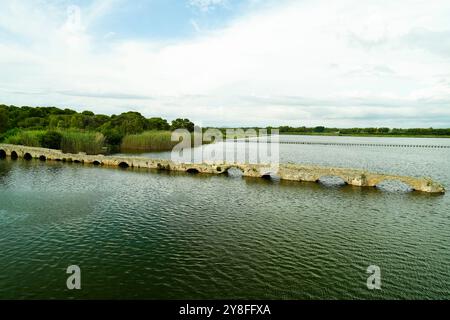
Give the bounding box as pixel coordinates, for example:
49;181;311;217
70;114;85;128
108;112;148;135
147;117;170;131
81;110;95;116
40;131;63;149
18;117;47;129
102;128;124;146
171;118;195;132
0;108;9;133
313;126;325;133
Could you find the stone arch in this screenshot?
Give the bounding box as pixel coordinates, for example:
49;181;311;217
118;162;129;169
224;166;244;177
93;160;101;166
39;155;46;161
316;175;348;186
10;151;18;160
261;173;272;180
374;179;415;192
186;168;200;174
0;149;6;159
261;171;280;180
24;153;33;161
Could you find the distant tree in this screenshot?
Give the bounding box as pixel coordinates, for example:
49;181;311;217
70;114;85;128
28;107;45;118
364;128;377;134
63;108;77;115
81;110;95;116
18;117;47;129
313;126;325;133
49;115;60;129
391;128;403;135
107;131;124;145
147;117;170;131
100;124;124;146
40;131;63;149
298;126;310;133
57;119;70;129
0;108;9;133
171;118;195;132
93;114;110;127
109;112;147;135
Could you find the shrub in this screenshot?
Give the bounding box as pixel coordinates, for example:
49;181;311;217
102;128;124;146
0;128;20;142
40;131;63;149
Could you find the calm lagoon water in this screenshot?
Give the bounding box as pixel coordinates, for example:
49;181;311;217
0;135;449;299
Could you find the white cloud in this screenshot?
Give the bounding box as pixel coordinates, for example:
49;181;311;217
1;0;450;127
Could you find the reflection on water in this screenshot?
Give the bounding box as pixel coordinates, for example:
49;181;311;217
0;135;449;299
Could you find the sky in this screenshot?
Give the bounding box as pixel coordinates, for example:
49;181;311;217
1;0;450;128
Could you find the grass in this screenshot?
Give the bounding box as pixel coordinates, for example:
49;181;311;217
120;131;212;152
121;131;179;152
61;131;105;155
3;129;106;155
1;129;205;155
4;130;45;147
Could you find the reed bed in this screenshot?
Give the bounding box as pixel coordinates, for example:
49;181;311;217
61;131;105;155
121;131;178;152
5;130;44;147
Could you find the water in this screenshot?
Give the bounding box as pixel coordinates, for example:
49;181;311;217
0;135;449;299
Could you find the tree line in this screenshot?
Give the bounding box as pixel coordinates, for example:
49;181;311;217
277;126;450;136
1;104;449;148
0;104;195;146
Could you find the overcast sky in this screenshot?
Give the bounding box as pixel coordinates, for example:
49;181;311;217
1;0;450;127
